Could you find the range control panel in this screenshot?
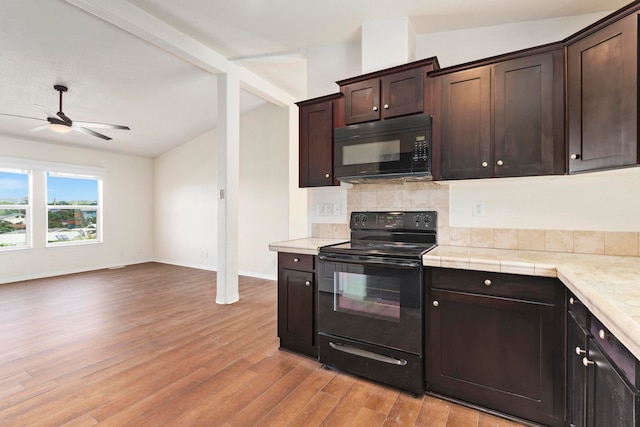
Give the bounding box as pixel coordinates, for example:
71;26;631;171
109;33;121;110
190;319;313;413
350;210;437;231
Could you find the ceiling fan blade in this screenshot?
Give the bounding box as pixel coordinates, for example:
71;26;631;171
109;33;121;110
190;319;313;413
72;120;130;130
34;104;57;118
24;123;51;133
73;126;112;141
0;112;46;122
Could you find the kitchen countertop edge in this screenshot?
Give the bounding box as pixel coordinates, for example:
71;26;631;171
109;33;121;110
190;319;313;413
268;237;346;256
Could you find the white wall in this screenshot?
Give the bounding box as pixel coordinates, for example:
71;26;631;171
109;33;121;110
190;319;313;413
306;43;362;99
154;128;218;270
415;12;609;68
449;168;640;232
238;104;289;278
154;102;289;280
0;136;153;284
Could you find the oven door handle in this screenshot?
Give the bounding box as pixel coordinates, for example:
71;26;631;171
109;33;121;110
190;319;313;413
318;254;422;269
329;342;408;366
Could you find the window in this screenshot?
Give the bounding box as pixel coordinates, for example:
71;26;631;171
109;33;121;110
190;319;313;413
46;172;102;246
0;169;31;249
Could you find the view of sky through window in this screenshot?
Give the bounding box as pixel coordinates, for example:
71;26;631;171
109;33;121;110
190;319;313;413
0;171;28;203
47;174;98;205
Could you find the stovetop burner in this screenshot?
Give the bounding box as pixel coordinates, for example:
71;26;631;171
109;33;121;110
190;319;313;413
319;210;437;260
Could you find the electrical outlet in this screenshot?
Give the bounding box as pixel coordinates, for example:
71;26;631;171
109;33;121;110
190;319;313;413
472;201;485;217
333;203;341;216
324;203;333;216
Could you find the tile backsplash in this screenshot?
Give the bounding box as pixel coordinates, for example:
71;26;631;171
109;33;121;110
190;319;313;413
311;182;640;257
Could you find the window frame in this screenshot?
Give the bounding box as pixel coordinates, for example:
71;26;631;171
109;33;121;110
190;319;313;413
0;167;32;251
45;171;104;247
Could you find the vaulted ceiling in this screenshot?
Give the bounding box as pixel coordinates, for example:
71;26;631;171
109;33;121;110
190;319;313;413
0;0;629;158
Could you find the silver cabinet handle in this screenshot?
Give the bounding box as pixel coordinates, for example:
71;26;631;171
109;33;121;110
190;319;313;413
383;104;389;109
432;300;439;307
305;281;311;286
599;329;606;340
570;154;581;160
325;173;330;178
484;279;492;286
496;160;504;166
481;161;488;168
583;357;594;367
293;258;299;263
576;346;586;355
373;106;379;112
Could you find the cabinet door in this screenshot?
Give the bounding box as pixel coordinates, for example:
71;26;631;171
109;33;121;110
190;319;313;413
428;288;564;427
586;339;639;427
494;50;564;177
439;66;492;179
299;99;335;187
278;268;316;357
344;78;381;124
568;312;589;427
567;14;638;173
381;68;424;119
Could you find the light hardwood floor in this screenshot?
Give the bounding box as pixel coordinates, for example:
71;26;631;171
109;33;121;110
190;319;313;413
0;262;528;426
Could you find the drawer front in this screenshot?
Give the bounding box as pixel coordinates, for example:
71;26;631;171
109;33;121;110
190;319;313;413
278;252;315;271
431;268;557;303
590;316;638;387
567;291;588;328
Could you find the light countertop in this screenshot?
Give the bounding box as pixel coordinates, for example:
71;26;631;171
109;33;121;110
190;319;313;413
269;237;346;256
269;238;640;361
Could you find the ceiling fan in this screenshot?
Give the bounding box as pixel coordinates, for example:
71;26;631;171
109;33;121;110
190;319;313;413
0;85;130;141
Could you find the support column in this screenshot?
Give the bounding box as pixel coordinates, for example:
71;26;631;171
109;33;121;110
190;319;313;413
361;17;415;73
216;68;240;304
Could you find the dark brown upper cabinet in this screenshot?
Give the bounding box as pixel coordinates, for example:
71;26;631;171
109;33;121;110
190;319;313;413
433;45;565;180
337;58;439;125
296;93;343;188
566;11;639;173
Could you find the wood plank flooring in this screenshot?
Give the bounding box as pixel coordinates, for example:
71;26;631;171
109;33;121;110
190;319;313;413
0;262;528;426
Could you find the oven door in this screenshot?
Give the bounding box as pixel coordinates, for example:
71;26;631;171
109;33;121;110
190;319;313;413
317;254;423;354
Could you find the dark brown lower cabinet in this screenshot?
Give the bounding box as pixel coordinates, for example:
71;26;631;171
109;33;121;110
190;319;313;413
585;339;640;426
568;310;589;427
277;252;317;358
567;293;640;426
427;268;565;427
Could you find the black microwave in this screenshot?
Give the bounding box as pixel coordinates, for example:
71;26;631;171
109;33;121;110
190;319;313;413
333;114;432;183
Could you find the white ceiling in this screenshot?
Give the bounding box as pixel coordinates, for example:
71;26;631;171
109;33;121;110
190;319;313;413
0;0;630;158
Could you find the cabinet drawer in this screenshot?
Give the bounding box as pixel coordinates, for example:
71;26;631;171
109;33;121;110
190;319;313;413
431;268;557;303
590;316;639;387
567;291;588;328
278;252;315;271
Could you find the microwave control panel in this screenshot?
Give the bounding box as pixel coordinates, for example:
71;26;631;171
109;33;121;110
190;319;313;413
411;134;430;171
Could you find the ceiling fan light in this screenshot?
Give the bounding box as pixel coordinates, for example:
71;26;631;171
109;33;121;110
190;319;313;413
49;123;72;134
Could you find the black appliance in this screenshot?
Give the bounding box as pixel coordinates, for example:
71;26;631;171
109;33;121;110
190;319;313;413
333;114;432;183
317;210;437;394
